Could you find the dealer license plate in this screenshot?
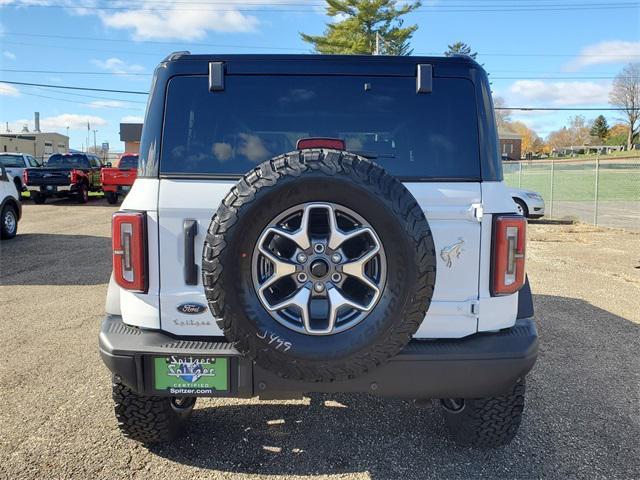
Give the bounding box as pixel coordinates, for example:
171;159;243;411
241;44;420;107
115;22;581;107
121;186;131;192
153;356;229;394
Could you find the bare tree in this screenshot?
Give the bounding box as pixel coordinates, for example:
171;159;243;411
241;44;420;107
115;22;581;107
493;96;511;129
609;63;640;149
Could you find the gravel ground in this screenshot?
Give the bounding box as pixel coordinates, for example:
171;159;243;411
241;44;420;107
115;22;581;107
1;199;639;480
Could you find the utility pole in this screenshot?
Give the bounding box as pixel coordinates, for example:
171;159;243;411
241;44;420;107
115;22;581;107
93;130;98;154
374;32;382;55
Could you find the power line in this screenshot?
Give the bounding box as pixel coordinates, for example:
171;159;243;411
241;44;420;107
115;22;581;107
16;90;145;110
3;80;639;111
3;1;638;12
0;69;632;80
0;80;149;95
3;33;638;58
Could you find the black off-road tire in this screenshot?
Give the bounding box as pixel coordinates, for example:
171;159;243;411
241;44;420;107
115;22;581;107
440;378;526;448
77;184;89;204
32;192;46;204
112;380;196;444
202;149;436;382
1;203;18;239
105;191;119;204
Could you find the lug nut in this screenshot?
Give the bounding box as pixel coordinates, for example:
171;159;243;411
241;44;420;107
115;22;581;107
314;282;325;292
331;273;342;282
296;253;308;263
297;272;308;282
314;244;325;254
331;253;342;263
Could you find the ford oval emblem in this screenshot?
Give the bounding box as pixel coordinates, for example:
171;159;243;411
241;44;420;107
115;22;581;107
177;303;208;315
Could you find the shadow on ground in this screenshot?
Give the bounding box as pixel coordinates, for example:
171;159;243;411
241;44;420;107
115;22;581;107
0;233;111;285
148;295;640;479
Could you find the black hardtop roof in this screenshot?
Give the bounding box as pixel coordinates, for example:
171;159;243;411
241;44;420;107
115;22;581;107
159;52;483;77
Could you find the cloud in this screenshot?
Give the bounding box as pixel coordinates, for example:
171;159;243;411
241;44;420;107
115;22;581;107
8;114;108;132
88;100;128;109
508;80;610;106
0;82;20;96
565;40;640;71
91;57;145;74
120;115;144;123
3;51;16;60
99;3;259;40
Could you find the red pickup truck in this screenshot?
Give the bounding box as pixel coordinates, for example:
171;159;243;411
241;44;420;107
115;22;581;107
101;153;138;204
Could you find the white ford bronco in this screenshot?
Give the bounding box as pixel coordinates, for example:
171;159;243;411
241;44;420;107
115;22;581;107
100;53;538;448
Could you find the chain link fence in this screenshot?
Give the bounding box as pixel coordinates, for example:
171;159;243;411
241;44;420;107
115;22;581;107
503;157;640;231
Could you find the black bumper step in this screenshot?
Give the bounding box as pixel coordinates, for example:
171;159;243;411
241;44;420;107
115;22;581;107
99;315;538;400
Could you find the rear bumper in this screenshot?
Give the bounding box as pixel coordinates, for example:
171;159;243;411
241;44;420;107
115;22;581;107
99;315;538;400
27;184;73;195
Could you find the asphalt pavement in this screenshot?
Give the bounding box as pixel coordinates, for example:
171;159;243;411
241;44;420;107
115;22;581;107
0;198;638;479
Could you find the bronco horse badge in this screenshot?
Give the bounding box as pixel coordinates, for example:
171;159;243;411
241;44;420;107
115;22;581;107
440;238;464;268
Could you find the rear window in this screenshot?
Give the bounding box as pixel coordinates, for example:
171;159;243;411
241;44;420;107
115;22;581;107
118;155;139;169
47;154;89;168
0;155;24;168
160;75;480;179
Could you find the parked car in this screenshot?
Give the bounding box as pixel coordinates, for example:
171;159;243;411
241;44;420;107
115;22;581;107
100;53;537;448
101;153;139;205
0;165;21;239
23;153;105;204
0;152;42;194
509;187;545;218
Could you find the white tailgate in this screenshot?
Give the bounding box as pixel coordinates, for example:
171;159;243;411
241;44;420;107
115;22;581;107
157;180;482;338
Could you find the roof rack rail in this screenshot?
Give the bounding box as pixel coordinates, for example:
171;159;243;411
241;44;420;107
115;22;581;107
163;51;191;62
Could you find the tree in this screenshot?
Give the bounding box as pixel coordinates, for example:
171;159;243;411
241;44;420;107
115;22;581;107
510;121;543;155
609;62;640;149
300;0;421;55
444;41;477;59
493;96;511;129
589;115;609;143
605;123;630;146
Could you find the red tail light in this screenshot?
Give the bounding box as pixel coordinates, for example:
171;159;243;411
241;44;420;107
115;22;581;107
22;169;28;186
296;137;346;150
492;215;526;296
112;211;148;293
70;169;80;184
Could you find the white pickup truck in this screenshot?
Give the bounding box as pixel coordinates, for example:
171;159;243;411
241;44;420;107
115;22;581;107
0;152;42;194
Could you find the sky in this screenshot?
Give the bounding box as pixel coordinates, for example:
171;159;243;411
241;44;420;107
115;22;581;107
0;0;639;151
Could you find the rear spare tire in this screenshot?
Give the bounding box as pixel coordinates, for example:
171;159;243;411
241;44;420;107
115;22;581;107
202;149;436;382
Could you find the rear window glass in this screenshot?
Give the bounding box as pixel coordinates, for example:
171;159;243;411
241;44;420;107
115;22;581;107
0;155;23;168
161;75;480;179
118;155;139;169
47;154;89;168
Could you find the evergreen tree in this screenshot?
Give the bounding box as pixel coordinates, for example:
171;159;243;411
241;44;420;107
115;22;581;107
589;115;610;143
300;0;421;55
444;41;477;59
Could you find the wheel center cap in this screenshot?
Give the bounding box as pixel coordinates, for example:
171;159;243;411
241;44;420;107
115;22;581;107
310;259;329;278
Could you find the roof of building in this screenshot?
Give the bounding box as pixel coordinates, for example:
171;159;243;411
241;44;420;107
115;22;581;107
498;128;522;140
120;123;143;142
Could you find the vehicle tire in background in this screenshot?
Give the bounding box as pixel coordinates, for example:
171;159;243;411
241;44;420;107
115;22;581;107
1;204;18;239
77;184;89;204
202;149;437;383
513;198;529;218
112;379;196;444
440;378;526;447
105;192;119;205
32;192;46;204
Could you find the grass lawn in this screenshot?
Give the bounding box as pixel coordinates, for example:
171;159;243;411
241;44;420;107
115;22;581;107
504;164;640;202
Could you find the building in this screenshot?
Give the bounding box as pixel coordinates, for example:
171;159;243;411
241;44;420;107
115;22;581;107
120;123;143;153
0;132;69;160
498;128;522;161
